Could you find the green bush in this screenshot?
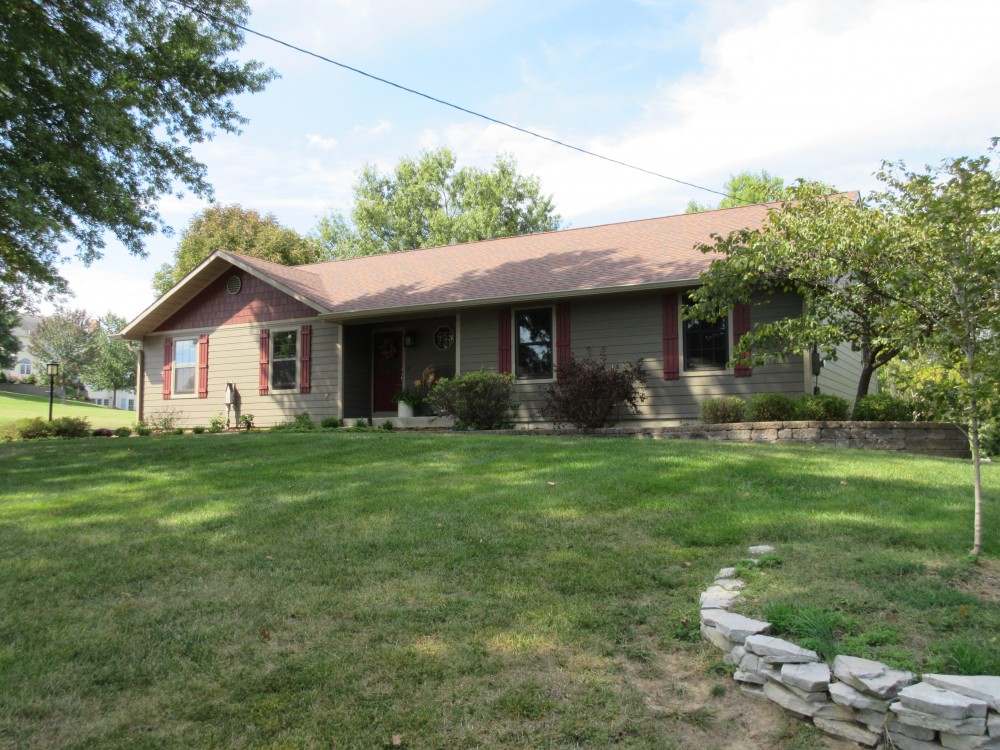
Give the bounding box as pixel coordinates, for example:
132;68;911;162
540;349;647;428
238;413;255;431
379;419;395;431
51;416;91;438
428;369;518;430
1;417;52;441
135;423;152;436
114;426;132;438
853;393;914;421
145;408;179;433
981;422;1000;458
746;392;797;421
320;416;343;429
191;425;206;434
795;393;851;421
700;397;746;424
208;413;226;433
351;418;369;431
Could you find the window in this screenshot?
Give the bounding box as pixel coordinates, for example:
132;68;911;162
271;330;297;390
683;311;728;371
18;358;31;375
515;308;553;378
127;399;134;411
174;338;196;394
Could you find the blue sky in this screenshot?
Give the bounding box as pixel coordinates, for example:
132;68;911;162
52;0;1000;321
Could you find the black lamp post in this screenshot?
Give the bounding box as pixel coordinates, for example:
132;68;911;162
46;361;59;421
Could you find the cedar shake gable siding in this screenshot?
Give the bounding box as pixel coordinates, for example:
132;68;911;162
156;270;317;332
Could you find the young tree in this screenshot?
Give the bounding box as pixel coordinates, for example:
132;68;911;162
28;309;98;403
878;140;1000;556
688;182;923;405
83;313;138;407
0;1;273;306
152;204;320;295
685;170;790;213
314;149;561;258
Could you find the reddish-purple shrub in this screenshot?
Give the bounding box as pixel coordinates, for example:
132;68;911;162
92;428;114;437
541;349;648;428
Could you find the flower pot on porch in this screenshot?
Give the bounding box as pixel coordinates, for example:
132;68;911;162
397;402;414;419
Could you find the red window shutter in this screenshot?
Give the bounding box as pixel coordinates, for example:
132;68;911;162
555;303;571;371
197;335;209;398
498;307;512;374
162;337;173;399
662;294;680;380
733;302;752;377
259;328;270;395
299;324;312;393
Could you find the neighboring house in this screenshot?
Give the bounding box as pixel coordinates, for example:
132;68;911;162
1;314;42;381
86;389;136;411
118;200;874;428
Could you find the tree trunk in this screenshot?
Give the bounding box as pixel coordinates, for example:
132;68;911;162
967;347;983;556
112;387;118;408
852;349;877;415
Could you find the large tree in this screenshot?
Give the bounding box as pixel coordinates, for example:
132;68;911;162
878;141;1000;556
0;0;273;307
685;170;790;213
152;204;319;295
83;313;137;407
28;308;98;402
0;309;19;371
314;149;562;259
687;181;923;404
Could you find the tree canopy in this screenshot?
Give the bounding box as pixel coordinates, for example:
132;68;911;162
685;170;790;213
83;313;137;404
28;308;98;401
0;309;19;371
314;149;562;259
152;204;319;296
687;181;921;403
0;0;273;308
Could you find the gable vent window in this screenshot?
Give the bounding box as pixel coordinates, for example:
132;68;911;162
226;275;242;295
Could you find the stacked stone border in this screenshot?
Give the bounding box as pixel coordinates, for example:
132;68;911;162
700;545;1000;748
485;422;969;459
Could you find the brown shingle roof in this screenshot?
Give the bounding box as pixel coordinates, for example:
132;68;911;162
234;200;799;319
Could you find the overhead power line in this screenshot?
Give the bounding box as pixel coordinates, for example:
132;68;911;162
166;0;738;203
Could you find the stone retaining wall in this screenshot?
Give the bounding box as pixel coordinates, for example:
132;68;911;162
488;422;970;459
0;384;54;398
700;546;1000;748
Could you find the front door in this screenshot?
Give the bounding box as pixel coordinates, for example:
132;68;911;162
372;331;403;413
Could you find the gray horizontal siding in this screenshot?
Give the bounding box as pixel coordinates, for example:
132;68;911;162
143;318;340;428
816;339;875;402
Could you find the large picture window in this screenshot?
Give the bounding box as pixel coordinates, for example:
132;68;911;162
683;313;728;371
271;330;298;390
515;308;553;378
173;338;196;394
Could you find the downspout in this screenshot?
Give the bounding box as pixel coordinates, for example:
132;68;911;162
135;344;145;423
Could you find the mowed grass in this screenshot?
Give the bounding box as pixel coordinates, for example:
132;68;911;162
0;432;997;749
0;391;133;430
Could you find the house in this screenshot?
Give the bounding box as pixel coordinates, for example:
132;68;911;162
1;314;43;382
117;200;872;428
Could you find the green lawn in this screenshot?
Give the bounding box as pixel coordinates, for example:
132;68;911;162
0;390;135;430
0;432;996;749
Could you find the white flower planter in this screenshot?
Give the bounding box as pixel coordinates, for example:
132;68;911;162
397;402;414;418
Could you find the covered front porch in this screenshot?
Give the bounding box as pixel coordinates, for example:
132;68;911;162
340;312;459;423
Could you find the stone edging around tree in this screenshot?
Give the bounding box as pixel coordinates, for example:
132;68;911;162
700;545;1000;749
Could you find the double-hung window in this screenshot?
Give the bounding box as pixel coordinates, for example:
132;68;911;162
515;308;553;378
683;296;728;371
271;330;298;390
173;338;197;394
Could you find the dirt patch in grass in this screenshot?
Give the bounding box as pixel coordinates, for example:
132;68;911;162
955;557;1000;604
622;647;857;750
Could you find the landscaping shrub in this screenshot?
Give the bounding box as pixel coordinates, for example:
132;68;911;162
114;426;132;438
92;428;114;437
350;418;369;430
145;408;179;433
134;422;152;436
428;370;518;430
379;419;395;431
0;418;50;441
272;412;315;431
540;349;647;428
320;416;343;429
208;413;226;433
853;393;914;421
795;393;850;421
238;413;255;431
50;416;91;438
191;425;206;434
700;397;746;424
745;392;797;421
981;422;1000;458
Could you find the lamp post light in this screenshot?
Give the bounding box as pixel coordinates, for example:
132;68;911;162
46;361;59;422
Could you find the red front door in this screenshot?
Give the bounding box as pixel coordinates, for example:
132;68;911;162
372;331;403;413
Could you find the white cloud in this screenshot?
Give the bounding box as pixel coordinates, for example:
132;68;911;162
306;133;339;150
351;119;393;137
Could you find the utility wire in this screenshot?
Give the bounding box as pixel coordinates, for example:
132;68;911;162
166;0;738;203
